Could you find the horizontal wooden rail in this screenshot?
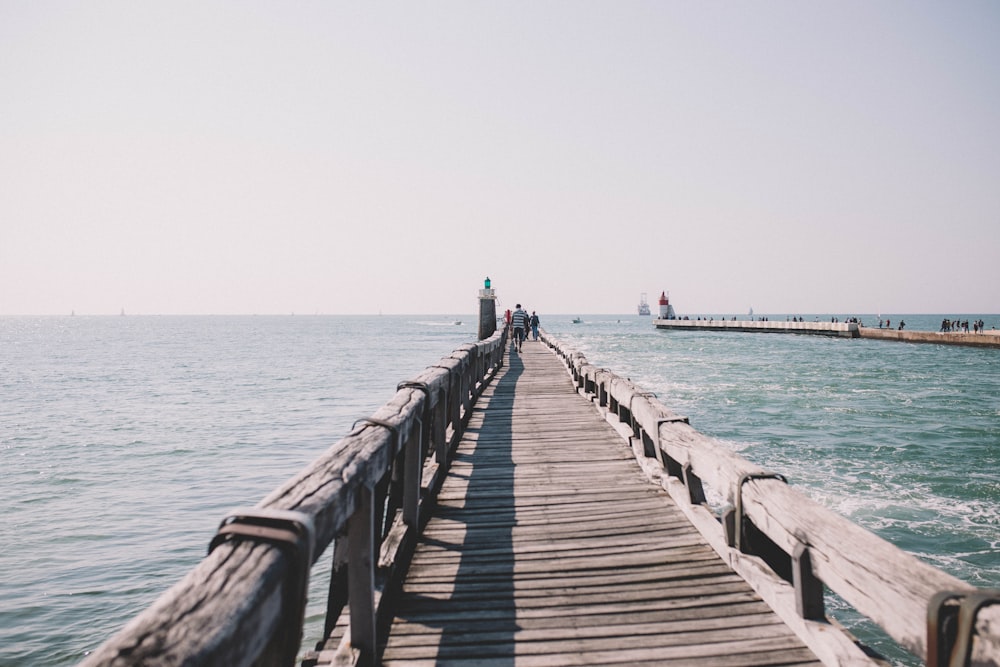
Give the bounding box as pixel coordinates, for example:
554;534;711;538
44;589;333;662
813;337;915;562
542;331;1000;667
81;329;507;667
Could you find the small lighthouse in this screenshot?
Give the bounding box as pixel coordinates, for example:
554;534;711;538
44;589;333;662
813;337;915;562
658;291;676;320
478;277;497;340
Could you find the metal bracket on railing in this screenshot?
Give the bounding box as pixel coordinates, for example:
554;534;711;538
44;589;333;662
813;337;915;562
649;417;687;469
653;415;689;478
951;589;1000;667
397;380;429;391
397;379;431;441
352;416;398;436
397;381;431;403
928;589;1000;667
593;369;614;407
397;381;431;427
731;472;788;552
209;508;315;667
928;590;964;667
351;418;403;492
351;417;400;445
624;392;658;436
627;391;658;412
654;416;690;458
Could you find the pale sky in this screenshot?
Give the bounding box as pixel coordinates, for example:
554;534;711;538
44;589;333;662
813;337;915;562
2;1;998;316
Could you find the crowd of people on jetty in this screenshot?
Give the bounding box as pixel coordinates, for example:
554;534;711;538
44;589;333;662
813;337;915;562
940;318;987;333
675;315;991;334
683;315;862;324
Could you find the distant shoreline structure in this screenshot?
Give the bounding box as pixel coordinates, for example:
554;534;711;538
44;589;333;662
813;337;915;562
653;318;858;337
652;317;1000;349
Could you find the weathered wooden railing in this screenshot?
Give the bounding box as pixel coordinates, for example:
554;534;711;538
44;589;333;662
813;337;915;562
542;331;1000;667
81;329;507;667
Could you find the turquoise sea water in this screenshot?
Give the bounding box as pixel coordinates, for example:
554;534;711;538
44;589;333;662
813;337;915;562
2;313;997;665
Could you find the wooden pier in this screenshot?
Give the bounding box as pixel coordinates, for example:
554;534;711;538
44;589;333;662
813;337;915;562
81;327;1000;667
311;340;821;666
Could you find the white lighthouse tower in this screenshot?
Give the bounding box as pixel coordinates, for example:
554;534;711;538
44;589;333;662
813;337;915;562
658;291;676;320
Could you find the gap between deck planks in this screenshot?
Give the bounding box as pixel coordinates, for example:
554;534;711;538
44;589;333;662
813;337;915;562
320;339;824;667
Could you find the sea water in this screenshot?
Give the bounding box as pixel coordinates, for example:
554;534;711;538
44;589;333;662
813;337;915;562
2;314;997;666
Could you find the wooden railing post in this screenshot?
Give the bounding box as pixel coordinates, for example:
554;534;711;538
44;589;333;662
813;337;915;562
792;542;825;620
403;420;421;527
682;463;707;505
347;483;376;666
433;390;448;475
324;538;349;639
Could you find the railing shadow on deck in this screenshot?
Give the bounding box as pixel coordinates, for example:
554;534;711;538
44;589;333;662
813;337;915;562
386;351;524;665
539;330;1000;667
79;328;509;667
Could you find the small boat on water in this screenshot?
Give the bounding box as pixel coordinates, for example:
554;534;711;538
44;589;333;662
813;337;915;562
453;321;462;325
572;317;583;324
638;293;650;316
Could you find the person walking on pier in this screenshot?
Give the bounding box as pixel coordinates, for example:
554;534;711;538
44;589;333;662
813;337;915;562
530;311;540;341
511;304;528;352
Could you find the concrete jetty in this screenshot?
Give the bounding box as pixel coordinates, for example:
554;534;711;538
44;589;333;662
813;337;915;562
859;327;1000;349
653;319;859;337
654;319;1000;349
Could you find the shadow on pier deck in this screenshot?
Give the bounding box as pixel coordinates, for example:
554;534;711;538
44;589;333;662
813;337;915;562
316;342;822;666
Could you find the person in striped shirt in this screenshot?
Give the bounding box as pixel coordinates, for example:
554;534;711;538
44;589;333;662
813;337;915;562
511;304;528;351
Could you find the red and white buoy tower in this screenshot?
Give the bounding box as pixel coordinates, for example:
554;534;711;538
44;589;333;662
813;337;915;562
658;291;676;320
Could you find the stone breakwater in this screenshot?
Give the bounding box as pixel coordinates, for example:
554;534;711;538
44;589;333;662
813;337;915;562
653;319;1000;349
653;319;858;337
858;327;1000;348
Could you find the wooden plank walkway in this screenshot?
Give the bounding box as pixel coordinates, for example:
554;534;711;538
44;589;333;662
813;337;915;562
378;340;823;666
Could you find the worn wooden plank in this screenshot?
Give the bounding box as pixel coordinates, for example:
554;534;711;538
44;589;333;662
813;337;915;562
388;598;780;632
382;620;806;654
381;633;819;664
